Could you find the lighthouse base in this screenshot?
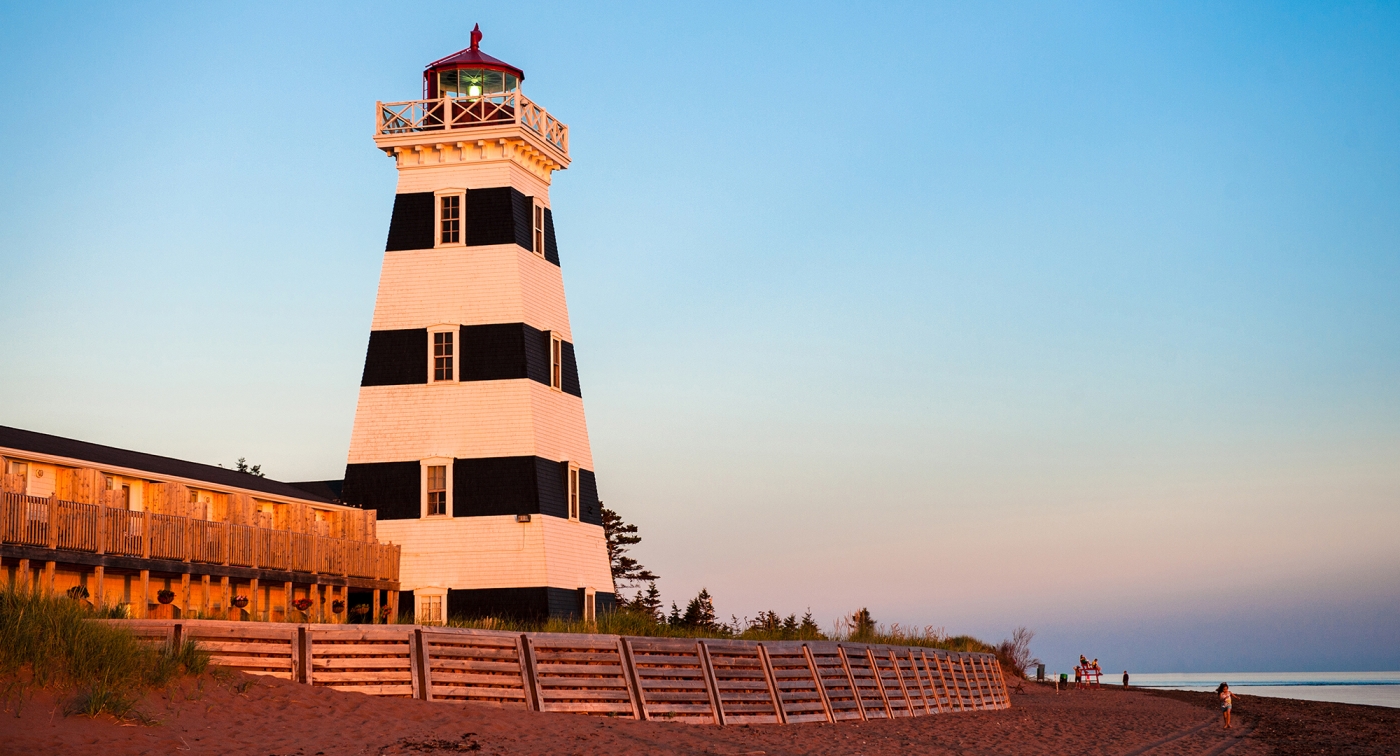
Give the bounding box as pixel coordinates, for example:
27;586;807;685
399;586;616;622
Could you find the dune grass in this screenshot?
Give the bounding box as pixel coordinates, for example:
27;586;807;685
0;586;209;719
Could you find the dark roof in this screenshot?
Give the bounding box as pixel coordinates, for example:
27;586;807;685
0;425;333;504
288;479;346;505
425;25;524;81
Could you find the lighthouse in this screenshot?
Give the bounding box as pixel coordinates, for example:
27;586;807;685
341;28;614;621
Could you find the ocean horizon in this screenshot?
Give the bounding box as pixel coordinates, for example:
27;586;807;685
1118;671;1400;709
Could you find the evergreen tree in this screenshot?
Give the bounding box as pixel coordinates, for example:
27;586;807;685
667;601;682;626
681;588;717;628
799;610;821;638
600;504;659;587
781;614;799;636
636;582;663;623
848;607;876;640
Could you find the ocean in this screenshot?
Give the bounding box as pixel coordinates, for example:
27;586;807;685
1124;671;1400;708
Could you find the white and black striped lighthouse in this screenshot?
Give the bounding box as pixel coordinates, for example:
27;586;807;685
340;28;613;621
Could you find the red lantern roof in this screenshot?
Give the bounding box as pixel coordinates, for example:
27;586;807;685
424;24;525;85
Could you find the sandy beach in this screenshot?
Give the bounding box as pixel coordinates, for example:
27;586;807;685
2;672;1395;755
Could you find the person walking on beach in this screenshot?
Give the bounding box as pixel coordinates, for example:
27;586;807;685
1216;683;1236;728
1123;670;1129;688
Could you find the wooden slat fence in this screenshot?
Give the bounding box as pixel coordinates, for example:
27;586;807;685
623;637;717;723
524;633;639;718
420;627;531;708
701;640;782;724
92;620;1010;725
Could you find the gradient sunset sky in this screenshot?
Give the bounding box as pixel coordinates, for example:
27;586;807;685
2;1;1397;672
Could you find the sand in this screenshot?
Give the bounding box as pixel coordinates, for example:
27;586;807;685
1;674;1394;755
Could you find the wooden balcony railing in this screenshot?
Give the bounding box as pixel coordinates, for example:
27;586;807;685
0;492;399;583
375;92;569;155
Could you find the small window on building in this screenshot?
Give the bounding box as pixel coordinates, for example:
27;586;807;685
550;333;563;391
568;465;580;521
427;465;447;516
419;594;444;625
433;331;454;382
533;202;545;256
7;460;28;478
439;194;461;245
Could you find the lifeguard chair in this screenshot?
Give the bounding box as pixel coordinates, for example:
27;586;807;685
1076;665;1103;689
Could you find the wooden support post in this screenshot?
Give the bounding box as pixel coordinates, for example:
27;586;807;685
44;561;56;594
865;648;893;718
801;644;836;724
283;581;292;622
46;495;58;549
141;511;150;559
838;646;868;721
220;575;230;616
389;590;399;624
139;569;150;619
180;573;191;618
93;565;105;608
17;559;29;592
372;588;381;625
201;574;211;617
250;577;260;621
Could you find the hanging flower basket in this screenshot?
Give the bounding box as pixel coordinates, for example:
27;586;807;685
349;605;370;617
331;600;345;614
293;597;313;612
156;589;176;605
231;595;249;609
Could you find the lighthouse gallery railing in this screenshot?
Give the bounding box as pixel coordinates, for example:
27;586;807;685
376;93;568;155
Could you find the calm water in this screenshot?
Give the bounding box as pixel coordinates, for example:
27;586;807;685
1126;671;1400;708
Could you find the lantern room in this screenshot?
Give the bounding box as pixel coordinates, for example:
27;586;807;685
424;24;524;99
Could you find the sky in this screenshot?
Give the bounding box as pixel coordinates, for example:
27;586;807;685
1;1;1397;673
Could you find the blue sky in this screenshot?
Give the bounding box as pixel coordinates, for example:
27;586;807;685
1;2;1397;672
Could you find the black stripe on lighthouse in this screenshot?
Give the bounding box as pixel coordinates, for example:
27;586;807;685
360;324;582;396
342;456;601;525
360;329;428;386
382;188;559;267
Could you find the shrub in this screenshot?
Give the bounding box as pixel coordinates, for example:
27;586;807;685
0;586;208;718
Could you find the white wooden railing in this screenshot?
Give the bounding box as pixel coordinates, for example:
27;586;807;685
375;92;568;155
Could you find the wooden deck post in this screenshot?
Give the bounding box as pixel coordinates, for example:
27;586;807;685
46;495;58;549
96;507;106;555
141;511;151;559
180;573;191;618
310;582;321;622
250;577;260;621
201;574;211;617
389;590;399;624
44;561;56;594
16;559;29;592
283;581;292;621
93;565;105;607
372;588;381;625
219;575;230;616
139;569;150;619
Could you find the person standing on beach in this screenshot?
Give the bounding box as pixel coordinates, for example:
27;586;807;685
1123;671;1129;688
1216;683;1236;728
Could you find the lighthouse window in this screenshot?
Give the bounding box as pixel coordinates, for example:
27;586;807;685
532;203;545;256
427;465;447;516
433;331;454;382
439;194;461;245
567;465;580;521
550;334;563;390
438;69;518;98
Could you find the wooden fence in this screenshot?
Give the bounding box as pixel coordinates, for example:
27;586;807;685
1;491;398;582
101;620;1010;724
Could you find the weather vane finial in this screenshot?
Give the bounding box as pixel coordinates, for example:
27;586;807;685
470;23;482;51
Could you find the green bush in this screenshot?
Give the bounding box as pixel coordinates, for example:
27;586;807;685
0;586;208;718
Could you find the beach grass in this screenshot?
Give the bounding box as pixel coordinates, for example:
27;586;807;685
0;586;208;718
